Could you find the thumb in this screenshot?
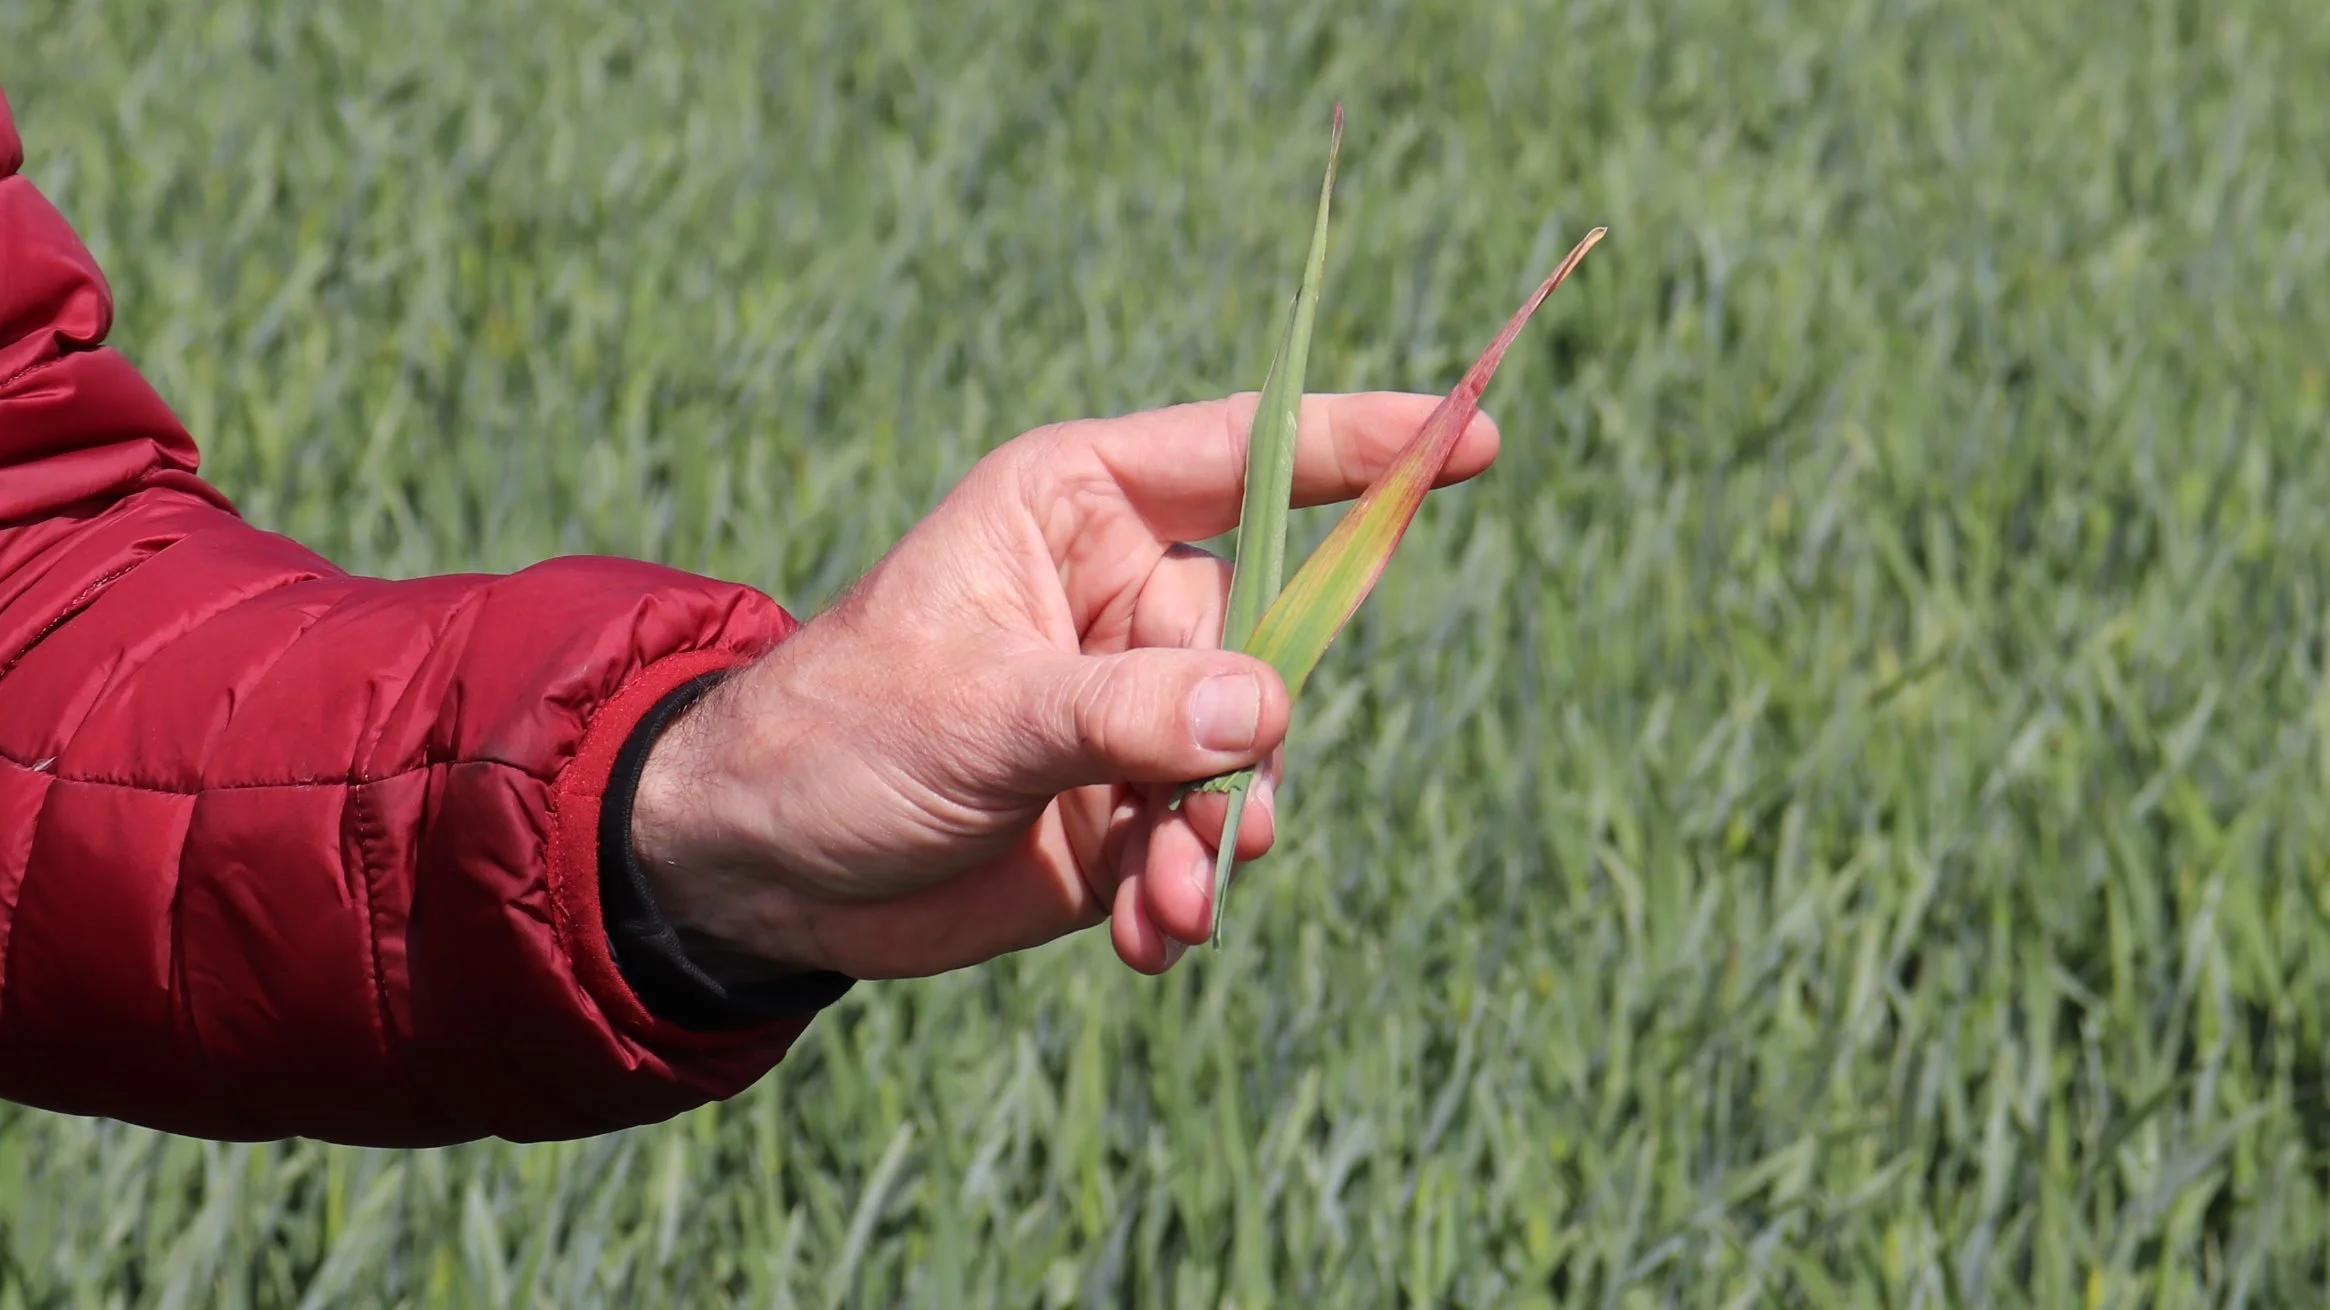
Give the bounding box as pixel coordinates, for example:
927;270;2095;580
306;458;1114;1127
994;648;1291;796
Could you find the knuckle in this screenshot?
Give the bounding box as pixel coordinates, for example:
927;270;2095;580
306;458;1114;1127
1065;661;1132;769
1071;656;1184;777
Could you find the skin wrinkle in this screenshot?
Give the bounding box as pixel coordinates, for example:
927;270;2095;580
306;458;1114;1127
1051;657;1126;789
1030;460;1131;639
893;717;1000;848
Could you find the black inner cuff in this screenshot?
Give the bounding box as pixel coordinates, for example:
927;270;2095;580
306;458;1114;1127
597;669;856;1031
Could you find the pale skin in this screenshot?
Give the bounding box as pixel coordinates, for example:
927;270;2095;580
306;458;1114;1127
629;390;1500;982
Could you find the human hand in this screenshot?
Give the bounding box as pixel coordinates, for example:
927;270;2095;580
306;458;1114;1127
628;392;1499;982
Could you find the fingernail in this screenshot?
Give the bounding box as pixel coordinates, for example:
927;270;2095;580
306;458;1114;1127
1190;673;1261;752
1254;772;1277;819
1163;938;1188;968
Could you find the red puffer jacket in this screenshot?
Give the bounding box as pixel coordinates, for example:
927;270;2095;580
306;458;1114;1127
0;87;844;1146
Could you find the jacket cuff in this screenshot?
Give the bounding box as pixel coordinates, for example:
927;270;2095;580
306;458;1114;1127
545;648;851;1053
597;671;856;1030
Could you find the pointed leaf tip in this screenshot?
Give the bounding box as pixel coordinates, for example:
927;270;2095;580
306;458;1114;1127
1219;105;1347;658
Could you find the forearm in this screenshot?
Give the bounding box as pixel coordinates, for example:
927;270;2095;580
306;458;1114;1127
0;497;839;1145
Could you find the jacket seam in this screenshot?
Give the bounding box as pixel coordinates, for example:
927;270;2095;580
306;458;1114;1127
0;353;77;397
0;557;152;680
0;750;552;793
345;782;395;1064
0;762;56;1024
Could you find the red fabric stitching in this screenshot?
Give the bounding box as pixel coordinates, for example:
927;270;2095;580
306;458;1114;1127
0;558;145;680
0;353;75;397
347;783;393;1059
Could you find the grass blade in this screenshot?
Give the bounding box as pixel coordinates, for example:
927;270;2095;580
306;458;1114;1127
1223;103;1345;652
1200;106;1345;941
1208;786;1256;942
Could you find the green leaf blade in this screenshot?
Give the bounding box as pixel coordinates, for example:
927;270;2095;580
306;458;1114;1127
1220;103;1345;656
1200;105;1346;943
1208;785;1252;941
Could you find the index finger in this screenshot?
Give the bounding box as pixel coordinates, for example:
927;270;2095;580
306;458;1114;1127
1069;390;1503;545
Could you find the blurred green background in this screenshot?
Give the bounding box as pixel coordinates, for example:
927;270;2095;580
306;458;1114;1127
6;0;2330;1304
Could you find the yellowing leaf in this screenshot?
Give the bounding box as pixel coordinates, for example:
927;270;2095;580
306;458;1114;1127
1242;226;1605;703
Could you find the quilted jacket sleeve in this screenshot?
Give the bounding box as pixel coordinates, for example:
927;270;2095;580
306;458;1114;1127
0;87;833;1146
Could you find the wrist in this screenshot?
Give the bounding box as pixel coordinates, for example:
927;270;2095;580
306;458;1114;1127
626;688;716;879
627;668;829;984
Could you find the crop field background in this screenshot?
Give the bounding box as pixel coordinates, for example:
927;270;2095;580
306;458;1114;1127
7;0;2330;1305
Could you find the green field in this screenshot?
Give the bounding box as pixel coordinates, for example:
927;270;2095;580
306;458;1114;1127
7;0;2330;1304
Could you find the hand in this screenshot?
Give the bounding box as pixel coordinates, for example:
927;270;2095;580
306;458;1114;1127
628;391;1500;982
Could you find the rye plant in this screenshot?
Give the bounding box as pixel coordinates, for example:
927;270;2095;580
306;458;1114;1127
1187;106;1605;938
